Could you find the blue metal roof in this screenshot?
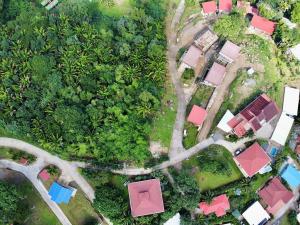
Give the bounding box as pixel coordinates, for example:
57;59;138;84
48;182;73;204
281;165;300;189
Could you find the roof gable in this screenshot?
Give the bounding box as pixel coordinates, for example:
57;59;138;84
204;62;226;86
182;45;202;68
199;194;230;217
219;41;241;61
187;105;207;126
202;1;217;14
251;15;276;35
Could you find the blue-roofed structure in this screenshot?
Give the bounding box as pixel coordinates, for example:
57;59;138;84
281;165;300;189
48;182;74;204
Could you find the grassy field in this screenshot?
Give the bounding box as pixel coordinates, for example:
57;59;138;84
178;0;202;30
185;145;242;192
280;213;291;225
150;78;177;148
98;0;133;17
0;147;13;159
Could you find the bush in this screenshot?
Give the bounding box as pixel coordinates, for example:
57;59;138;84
182;68;195;80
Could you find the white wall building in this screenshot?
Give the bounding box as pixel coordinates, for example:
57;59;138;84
271;114;294;146
242;201;270;225
283;86;299;116
217;110;234;133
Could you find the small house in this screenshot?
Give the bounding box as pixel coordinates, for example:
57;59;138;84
187;105;207;126
218;41;241;64
242;201;270;225
219;0;233;13
201;1;217;16
19;158;28;165
128;179;164;217
39;169;50;181
283;86;299;116
48;182;75;204
194;28;218;52
258;177;293;215
181;45;202;70
217;110;235;133
271;113;294;146
204;62;226;86
250;15;276;36
199;194;230;217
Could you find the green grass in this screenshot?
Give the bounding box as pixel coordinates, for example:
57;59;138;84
98;0;133;17
150;79;177;148
13;180;61;225
0;147;13;159
185;145;242;192
280;212;291;225
178;0;202;30
183;122;198;148
251;173;271;191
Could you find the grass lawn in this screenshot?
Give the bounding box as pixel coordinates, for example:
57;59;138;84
0;147;13;159
150;78;177;148
280;213;291;225
183;122;198;149
98;0;133;17
185;145;242;192
178;0;202;30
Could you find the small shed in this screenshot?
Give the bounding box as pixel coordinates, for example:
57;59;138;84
271;114;294;146
187;105;207;126
217;110;234;133
19;158;28;165
194;29;218;52
204;62;226;86
250;15;276;35
283;86;299;116
39;169;50;181
181;45;202;69
242;201;270;225
48;182;74;204
218;41;241;64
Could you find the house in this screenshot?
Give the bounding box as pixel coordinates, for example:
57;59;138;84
128;179;164;217
194;28;218;52
199;194;230;217
187;105;207;126
48;182;75;204
242;201;270;225
163;213;180;225
181;45;202;70
217;110;235;133
19;158;28;165
258;177;293;215
218;41;241;64
250;15;276;35
271;114;294;146
237;1;259;16
228;94;280;137
204;62;226;86
287;44;300;61
283;86;299;116
201;1;217;16
281;165;300;189
39;169;50;181
219;0;233;13
234;142;272;177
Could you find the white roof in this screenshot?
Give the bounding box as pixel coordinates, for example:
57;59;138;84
217;110;234;132
271;114;294;146
297;212;300;222
163;213;180;225
289;44;300;61
242;201;270;225
283;86;299;116
282;17;297;29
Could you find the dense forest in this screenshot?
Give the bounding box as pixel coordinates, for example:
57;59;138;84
0;0;167;165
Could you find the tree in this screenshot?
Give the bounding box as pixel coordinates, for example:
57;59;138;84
292;2;300;24
0;182;22;224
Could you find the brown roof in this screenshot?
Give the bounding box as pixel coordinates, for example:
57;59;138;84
219;41;241;61
182;45;202;68
204;62;226;86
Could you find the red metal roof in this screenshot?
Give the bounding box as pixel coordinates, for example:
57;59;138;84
199;194;230;217
19;158;28;165
187;105;207;126
39;169;50;181
202;1;217;14
251;15;276;35
204;62;226;86
128;179;164;217
240;94;270;120
235;142;271;177
219;0;232;12
258;177;293;215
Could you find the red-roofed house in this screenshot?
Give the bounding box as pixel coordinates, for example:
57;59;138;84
128;179;164;217
219;0;232;13
227;94;280;137
204;62;226;86
19;158;28;165
258;177;293;215
199;194;230;217
234;142;272;177
187;105;207;126
201;1;217;16
39;169;50;181
250;15;276;35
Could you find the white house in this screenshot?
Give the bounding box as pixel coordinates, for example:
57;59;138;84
242;201;270;225
217;110;234;133
271;113;294;146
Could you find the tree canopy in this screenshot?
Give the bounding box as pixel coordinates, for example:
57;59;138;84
0;0;167;165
